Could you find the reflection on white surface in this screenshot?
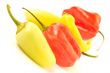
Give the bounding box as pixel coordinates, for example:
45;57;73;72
0;0;110;73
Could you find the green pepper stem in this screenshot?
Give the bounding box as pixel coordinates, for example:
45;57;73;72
82;31;104;58
7;4;21;27
22;8;47;31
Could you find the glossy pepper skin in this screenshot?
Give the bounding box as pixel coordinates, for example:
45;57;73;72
63;6;101;40
24;8;81;67
59;14;91;52
23;9;60;31
7;5;56;68
44;23;81;67
23;8;92;52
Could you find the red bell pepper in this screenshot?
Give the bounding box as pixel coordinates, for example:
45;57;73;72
44;23;81;67
63;6;101;40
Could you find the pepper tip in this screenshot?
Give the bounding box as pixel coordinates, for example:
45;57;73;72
7;4;10;9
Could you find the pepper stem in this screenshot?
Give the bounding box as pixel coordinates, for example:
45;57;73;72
22;8;47;31
7;4;21;27
82;31;104;58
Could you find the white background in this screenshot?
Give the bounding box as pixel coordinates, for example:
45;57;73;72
0;0;110;73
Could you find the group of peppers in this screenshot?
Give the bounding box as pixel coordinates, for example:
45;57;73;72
7;4;101;68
